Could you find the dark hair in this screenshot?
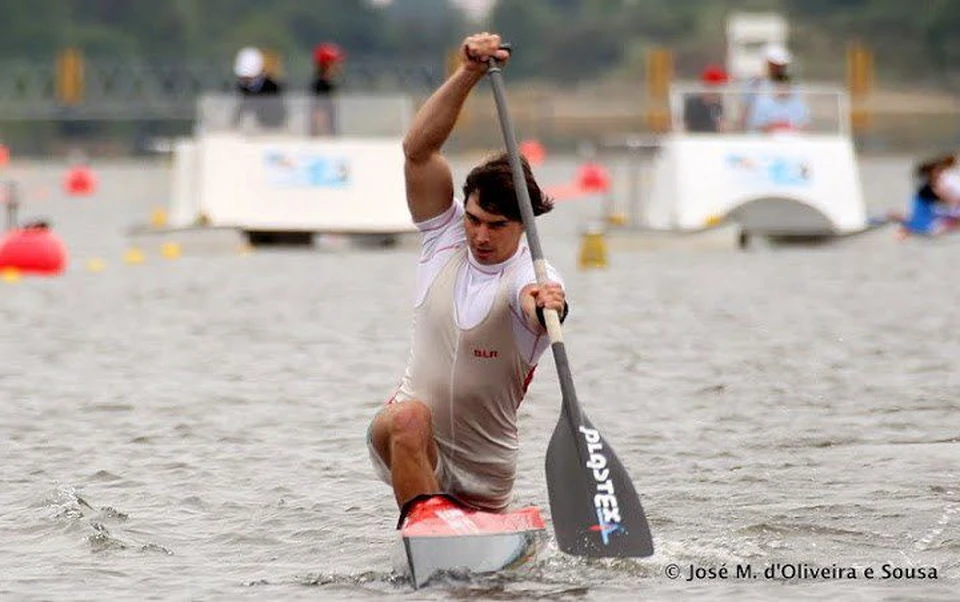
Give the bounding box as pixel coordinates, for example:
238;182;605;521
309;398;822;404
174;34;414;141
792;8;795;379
462;152;553;222
915;159;939;179
915;154;956;179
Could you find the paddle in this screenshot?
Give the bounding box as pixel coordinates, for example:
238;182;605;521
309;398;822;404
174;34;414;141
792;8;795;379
485;52;654;558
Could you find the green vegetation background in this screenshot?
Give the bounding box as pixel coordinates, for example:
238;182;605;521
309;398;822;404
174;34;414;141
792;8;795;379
1;0;957;86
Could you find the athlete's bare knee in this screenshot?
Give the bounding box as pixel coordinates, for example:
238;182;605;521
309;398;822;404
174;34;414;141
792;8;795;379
389;401;433;449
371;400;435;469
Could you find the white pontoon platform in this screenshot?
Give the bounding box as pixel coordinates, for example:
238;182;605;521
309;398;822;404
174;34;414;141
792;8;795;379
598;83;875;249
133;93;417;248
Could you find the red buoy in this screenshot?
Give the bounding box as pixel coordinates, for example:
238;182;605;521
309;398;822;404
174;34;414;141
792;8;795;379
0;222;68;275
576;162;610;194
519;139;546;166
64;165;97;196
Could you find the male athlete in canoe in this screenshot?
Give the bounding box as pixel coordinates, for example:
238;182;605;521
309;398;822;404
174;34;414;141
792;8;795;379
367;32;568;519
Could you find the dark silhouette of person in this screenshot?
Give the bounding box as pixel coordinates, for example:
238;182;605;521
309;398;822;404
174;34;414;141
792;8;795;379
310;43;345;136
684;65;728;133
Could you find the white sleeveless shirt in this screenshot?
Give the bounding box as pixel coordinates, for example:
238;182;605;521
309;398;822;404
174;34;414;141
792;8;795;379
393;202;563;510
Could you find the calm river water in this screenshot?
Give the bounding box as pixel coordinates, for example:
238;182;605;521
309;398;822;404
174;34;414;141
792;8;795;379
1;156;957;600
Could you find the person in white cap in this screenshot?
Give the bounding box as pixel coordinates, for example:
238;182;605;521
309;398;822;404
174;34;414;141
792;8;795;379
738;44;796;130
234;47;283;94
764;45;792;80
232;47;286;129
746;72;810;133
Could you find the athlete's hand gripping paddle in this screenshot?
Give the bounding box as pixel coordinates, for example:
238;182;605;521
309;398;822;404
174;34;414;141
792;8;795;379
485;49;654;558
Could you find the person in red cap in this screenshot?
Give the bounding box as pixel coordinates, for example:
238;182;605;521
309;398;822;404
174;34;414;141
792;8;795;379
310;42;345;135
683;65;728;133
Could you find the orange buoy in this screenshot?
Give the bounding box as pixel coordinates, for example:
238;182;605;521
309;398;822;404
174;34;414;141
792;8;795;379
575;162;610;194
64;164;97;196
519;139;546;166
0;221;68;275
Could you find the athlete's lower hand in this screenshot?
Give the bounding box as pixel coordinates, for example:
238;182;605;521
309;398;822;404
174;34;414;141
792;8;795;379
532;282;565;313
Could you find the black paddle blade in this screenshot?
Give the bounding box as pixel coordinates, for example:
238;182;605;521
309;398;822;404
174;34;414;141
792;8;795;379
545;411;654;558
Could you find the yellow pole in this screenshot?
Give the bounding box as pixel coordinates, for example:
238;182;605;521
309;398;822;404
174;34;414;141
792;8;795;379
847;41;873;132
262;48;283;79
56;47;85;105
645;47;673;133
578;225;608;270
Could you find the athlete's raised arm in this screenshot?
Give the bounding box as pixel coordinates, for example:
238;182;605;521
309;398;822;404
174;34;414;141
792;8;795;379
402;33;510;223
